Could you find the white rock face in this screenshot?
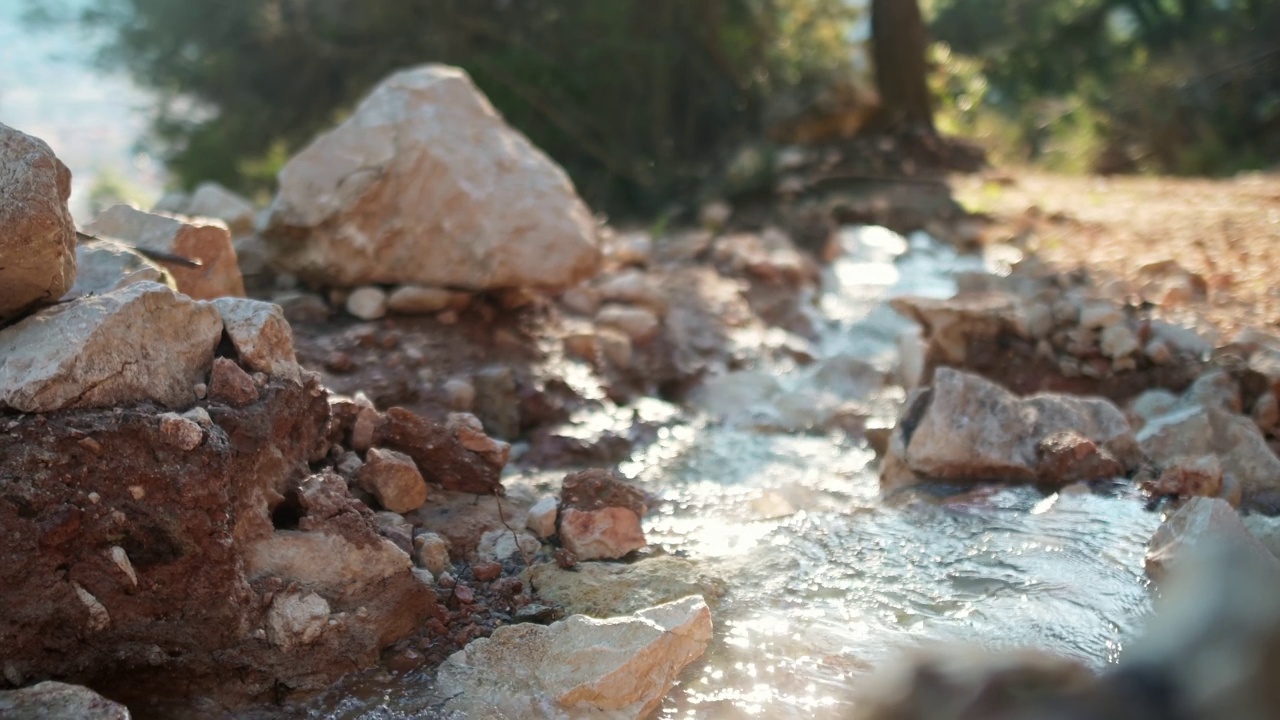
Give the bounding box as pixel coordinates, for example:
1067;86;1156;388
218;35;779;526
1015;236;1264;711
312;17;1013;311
68;239;174;300
437;596;713;719
265;591;330;649
209;297;300;381
263;64;600;291
0;681;131;720
0;123;77;320
185;181;256;236
85;204;245;300
883;368;1137;491
0;282;223;412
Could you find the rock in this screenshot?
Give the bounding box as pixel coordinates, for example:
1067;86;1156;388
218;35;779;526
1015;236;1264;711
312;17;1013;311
413;532;451;577
386;285;453;314
185;182;256;236
1099;324;1140;359
345;286;388;320
882;368;1139;491
1252;392;1279;434
262;64;600;291
1152;455;1223;498
476;527;541;563
1182;370;1241;413
373;407;505;494
595;270;667;315
207;357;260;407
274;291;332;324
446;412;511;467
605;231;653;267
1079;301;1123;329
526;496;559;538
1137;404;1280;502
528;555;725;618
158;412;204;450
1144;497;1280;580
265;592;330;650
597;328;633;370
595;304;661;343
437;596;712;719
210;297;300;381
442;377;476;411
0;123;77;321
558;469;648;561
560;285;602;316
471;366;521;441
248;530;417;606
0;283;223;412
1034;430;1125;487
1241;513;1280;559
359;447;429;513
0;681;131;720
68;239;174;300
151;191;190;214
85;204;244;300
371;511;414;553
1126;389;1180;430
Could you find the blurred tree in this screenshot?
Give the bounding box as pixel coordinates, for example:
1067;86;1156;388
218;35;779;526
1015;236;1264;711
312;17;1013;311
868;0;934;132
59;0;869;216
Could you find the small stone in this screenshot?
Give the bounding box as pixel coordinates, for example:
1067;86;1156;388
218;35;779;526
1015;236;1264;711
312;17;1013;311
78;437;102;454
1079;302;1123;329
472;561;502;582
414;532;451;577
561;286;602;316
359;448;428;512
526;496;559;538
209;297;300;380
158;412;204;450
1100;324;1140;358
597;328;633;370
208;357;259;407
335;451;364;479
554;547;579;569
1154;455;1224;498
443;378;476;411
266;592;330;649
1254;392;1280;434
108;546;138;587
193;382;208;399
1023;303;1053;339
437;309;459;325
476;528;541;562
72;581;110;631
346;286;388;320
595;304;660;343
276;291;332;324
182;406;213;427
453;584;476;604
371;511;415;553
387;285;453;314
1145;339;1174;365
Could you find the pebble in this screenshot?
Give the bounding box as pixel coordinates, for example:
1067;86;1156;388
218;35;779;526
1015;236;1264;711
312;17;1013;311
346;286;388;320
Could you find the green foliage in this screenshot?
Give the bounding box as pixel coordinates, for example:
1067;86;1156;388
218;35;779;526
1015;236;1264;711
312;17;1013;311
62;0;864;217
927;0;1280;174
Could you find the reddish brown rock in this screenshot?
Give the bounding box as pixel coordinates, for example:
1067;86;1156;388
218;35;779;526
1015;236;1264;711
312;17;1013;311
373;407;505;494
1035;430;1125;487
358;447;429;513
558;470;648;561
207;356;259;407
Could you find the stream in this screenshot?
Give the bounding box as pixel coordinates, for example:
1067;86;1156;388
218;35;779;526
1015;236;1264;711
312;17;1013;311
313;226;1161;719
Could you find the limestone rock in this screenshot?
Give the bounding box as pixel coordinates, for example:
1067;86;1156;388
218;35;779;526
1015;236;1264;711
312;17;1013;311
882;368;1138;491
262;64;600;291
85;204;244;300
359;447;429;513
0;123;77;321
1145;497;1279;581
185;181;256;236
526;495;559;538
0;282;223;412
437;596;712;719
210;297;300;381
528;555;726;618
0;682;131;720
68;239;174;300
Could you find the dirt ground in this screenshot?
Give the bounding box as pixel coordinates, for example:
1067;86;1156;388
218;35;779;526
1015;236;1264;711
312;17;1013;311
954;171;1280;338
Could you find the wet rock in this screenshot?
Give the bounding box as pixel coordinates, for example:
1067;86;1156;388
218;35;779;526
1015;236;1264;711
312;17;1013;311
1144;497;1279;580
386;285;452;314
0;681;130;720
1152;455;1223;498
0;123;77;321
345;286;388;320
437;596;712;719
526;495;559;538
185;181;256;236
558;469;648;561
68;239;174;300
85;204;244;300
210;297;300;381
1035;430;1125;487
410;533;450;579
528;555;725;618
263;64;600;291
596;304;660;343
883;368;1139;491
359;447;429;513
265;591;330;650
373;407;505;494
208;356;260;407
0;283;223;412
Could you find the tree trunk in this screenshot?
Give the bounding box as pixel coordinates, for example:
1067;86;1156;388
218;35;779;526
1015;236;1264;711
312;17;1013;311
869;0;935;133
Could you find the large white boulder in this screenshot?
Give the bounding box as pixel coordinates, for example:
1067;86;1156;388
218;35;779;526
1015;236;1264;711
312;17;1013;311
0;123;77;321
0;282;223;412
437;596;712;719
262;64;600;291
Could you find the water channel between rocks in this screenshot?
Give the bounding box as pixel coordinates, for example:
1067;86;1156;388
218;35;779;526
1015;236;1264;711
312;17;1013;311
315;227;1162;719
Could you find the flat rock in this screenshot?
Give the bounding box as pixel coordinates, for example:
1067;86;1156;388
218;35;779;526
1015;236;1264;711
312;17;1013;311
210;297;300;381
262;64;600;291
0;681;131;720
437;596;712;719
68;238;174;300
0;282;223;412
528;555;725;618
0;123;77;320
85;204;244;300
883;368;1138;491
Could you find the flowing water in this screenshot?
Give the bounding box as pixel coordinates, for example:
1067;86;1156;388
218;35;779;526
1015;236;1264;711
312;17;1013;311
314;227;1161;719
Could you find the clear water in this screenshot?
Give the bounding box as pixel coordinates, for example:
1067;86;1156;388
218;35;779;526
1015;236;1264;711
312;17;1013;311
309;227;1160;719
